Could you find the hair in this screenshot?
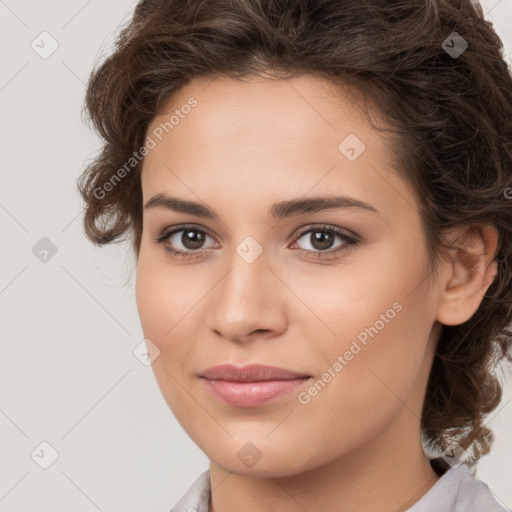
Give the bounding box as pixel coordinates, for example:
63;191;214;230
77;0;512;468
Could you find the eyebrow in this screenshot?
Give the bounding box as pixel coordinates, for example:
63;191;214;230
144;193;378;220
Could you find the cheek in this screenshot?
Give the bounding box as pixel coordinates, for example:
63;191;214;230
288;294;431;469
135;259;197;418
135;255;208;380
136;253;197;343
135;258;165;341
135;257;187;376
291;246;433;411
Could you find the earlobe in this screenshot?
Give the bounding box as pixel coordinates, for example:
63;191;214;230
435;224;499;326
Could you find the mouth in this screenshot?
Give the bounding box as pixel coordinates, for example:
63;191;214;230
198;364;312;407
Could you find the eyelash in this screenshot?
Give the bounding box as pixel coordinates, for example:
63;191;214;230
153;224;359;261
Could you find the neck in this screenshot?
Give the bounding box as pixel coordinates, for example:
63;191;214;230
208;414;441;512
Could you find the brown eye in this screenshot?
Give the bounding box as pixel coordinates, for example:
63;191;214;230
155;226;217;259
164;228;214;251
178;229;207;250
304;230;336;251
154;223;358;261
293;226;357;254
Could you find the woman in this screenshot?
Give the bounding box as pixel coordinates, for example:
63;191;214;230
77;0;512;510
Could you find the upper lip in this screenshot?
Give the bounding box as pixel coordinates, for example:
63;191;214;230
199;364;310;382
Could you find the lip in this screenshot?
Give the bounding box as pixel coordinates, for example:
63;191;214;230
199;364;311;407
200;364;310;381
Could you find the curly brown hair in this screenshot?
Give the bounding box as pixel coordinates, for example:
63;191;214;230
77;0;512;467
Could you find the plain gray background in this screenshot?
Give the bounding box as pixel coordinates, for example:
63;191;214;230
1;1;511;511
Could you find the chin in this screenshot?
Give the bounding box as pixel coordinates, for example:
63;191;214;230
201;436;321;478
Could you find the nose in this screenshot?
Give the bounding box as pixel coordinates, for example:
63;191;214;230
205;246;287;344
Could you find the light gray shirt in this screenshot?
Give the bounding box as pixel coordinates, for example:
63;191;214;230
170;462;511;512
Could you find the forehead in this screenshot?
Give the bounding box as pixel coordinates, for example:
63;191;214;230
141;73;415;222
146;73;373;149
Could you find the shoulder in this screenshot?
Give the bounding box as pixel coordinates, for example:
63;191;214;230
169;463;511;512
170;470;211;512
455;465;510;512
407;461;510;512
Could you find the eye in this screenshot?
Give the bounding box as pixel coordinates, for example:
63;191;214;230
153;223;359;261
290;225;358;259
154;225;218;260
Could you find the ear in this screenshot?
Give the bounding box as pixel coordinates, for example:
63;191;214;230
435;223;499;326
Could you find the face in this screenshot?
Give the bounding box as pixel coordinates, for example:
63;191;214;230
135;74;442;477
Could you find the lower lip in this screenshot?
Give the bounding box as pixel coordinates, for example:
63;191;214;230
201;377;310;407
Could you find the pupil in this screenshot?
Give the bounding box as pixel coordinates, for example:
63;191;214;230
183;230;204;249
311;231;333;250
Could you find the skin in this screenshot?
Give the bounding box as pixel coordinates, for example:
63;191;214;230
135;73;499;512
